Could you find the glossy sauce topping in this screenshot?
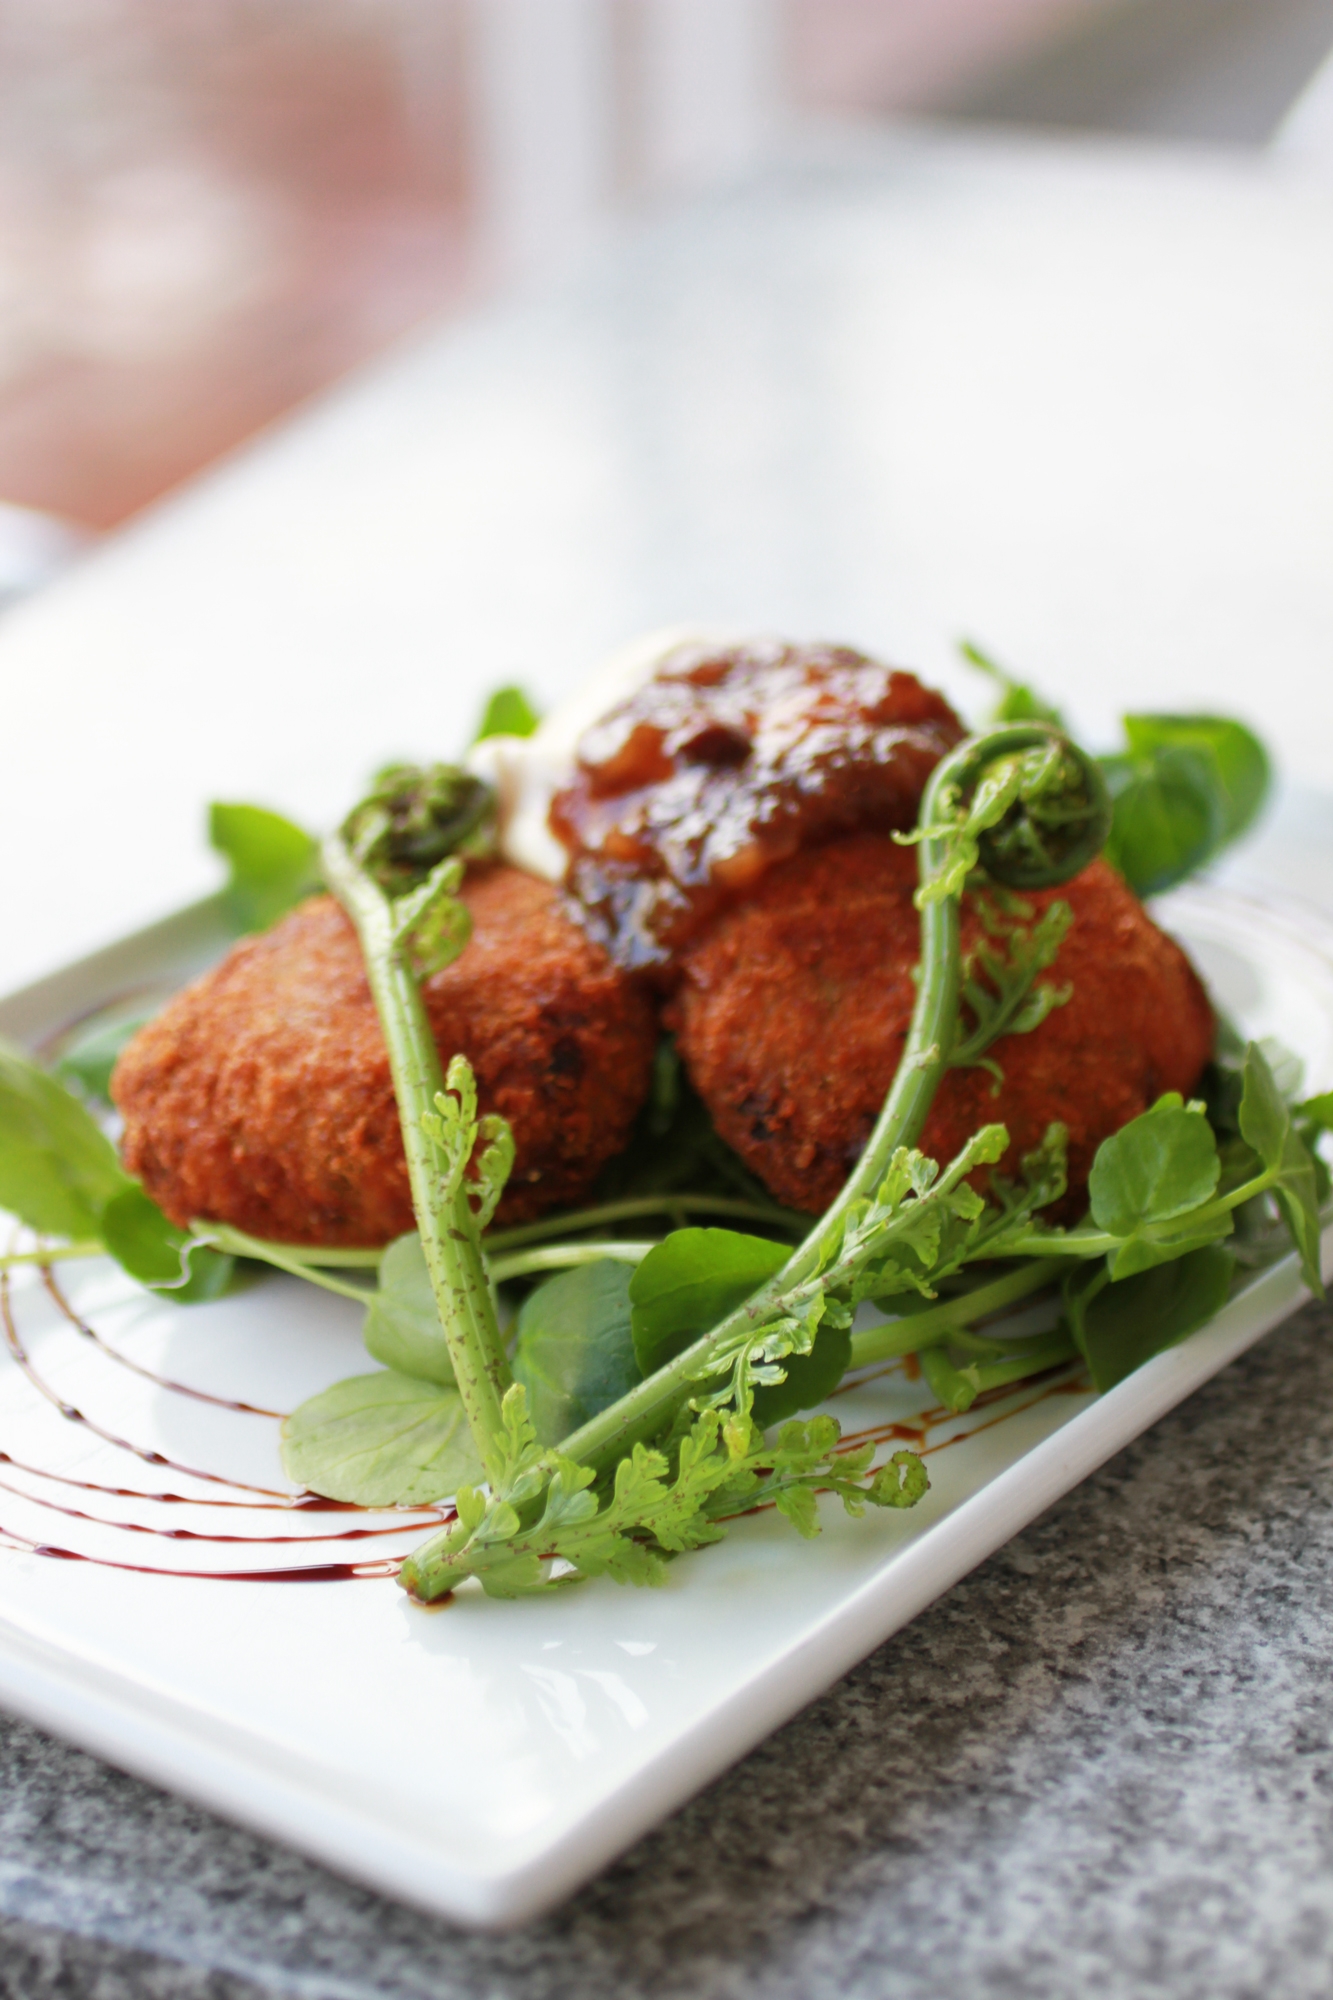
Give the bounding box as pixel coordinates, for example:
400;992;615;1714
549;640;963;969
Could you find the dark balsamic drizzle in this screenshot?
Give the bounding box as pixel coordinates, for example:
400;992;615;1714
0;1521;403;1584
0;1448;378;1511
0;1469;445;1545
0;1271;292;1497
44;1269;284;1419
0;1264;454;1582
833;1361;1088;1460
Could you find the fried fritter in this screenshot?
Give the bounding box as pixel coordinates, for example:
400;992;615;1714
113;867;657;1244
667;834;1215;1216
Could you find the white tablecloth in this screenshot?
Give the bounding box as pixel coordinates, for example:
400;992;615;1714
2;123;1331;995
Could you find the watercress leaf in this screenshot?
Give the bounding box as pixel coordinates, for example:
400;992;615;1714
1297;1089;1333;1134
1099;712;1271;897
208;802;321;933
474;685;540;742
100;1186;234;1301
512;1259;642;1445
1241;1046;1327;1294
0;1037;129;1239
1273;1135;1325;1299
1237;1040;1290;1173
1088;1101;1221;1238
629;1228;790;1377
1122;714;1270;844
54;1015;154;1105
281;1371;481;1505
363;1233;455;1385
1069;1245;1236;1392
1098;745;1224;897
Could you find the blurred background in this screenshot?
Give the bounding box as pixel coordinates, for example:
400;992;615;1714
0;0;1330;566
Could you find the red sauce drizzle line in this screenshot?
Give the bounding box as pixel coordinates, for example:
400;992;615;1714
833;1361;1088;1459
42;1268;286;1420
0;1469;446;1546
0;1263;458;1578
0;1520;402;1583
0;1449;418;1513
0;1268;293;1498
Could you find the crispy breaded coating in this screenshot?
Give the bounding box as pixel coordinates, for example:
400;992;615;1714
113;868;657;1244
668;835;1215;1217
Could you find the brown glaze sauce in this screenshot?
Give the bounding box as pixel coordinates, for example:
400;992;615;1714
45;1269;285;1420
549;639;963;970
0;1266;451;1581
0;1524;404;1584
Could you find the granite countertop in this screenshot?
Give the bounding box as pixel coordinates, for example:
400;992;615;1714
4;1301;1333;2000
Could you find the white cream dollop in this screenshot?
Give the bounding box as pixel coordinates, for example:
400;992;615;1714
465;626;736;882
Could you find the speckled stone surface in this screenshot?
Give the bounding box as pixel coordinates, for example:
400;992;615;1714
4;1301;1333;1999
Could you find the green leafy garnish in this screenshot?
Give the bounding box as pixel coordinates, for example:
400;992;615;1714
1065;1243;1237;1392
962;645;1269;896
363;1233;456;1385
0;1037;234;1298
950;894;1072;1079
1100;715;1269;897
209;802;321;933
512;1260;642;1444
100;1185;233;1302
474;686;540;742
628;1227;846;1428
55;1014;154;1105
280;1372;481;1507
341;764;495;899
0;1036;128;1240
629;1228;789;1377
1087;1094;1224;1276
397;1383;927;1600
1238;1042;1324;1296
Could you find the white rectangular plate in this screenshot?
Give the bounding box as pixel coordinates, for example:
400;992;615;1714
0;881;1329;1929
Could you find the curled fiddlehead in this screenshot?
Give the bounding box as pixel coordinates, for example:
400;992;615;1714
342;762;496;898
909;723;1113;903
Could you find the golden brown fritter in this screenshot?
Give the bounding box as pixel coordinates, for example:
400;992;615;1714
667;834;1215;1217
113;867;657;1244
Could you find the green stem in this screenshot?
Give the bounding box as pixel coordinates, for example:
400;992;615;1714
847;1257;1063;1368
322;834;512;1452
556;734;1011;1476
219;1240;382;1269
921;1326;1078;1412
488;1240;657;1285
483;1193;805;1251
0;1240;104;1270
191;1223;375;1303
969;1329;1078;1391
997;1167;1280;1262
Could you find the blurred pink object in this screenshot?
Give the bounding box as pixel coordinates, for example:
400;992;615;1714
0;0;471;528
788;0;1106;112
